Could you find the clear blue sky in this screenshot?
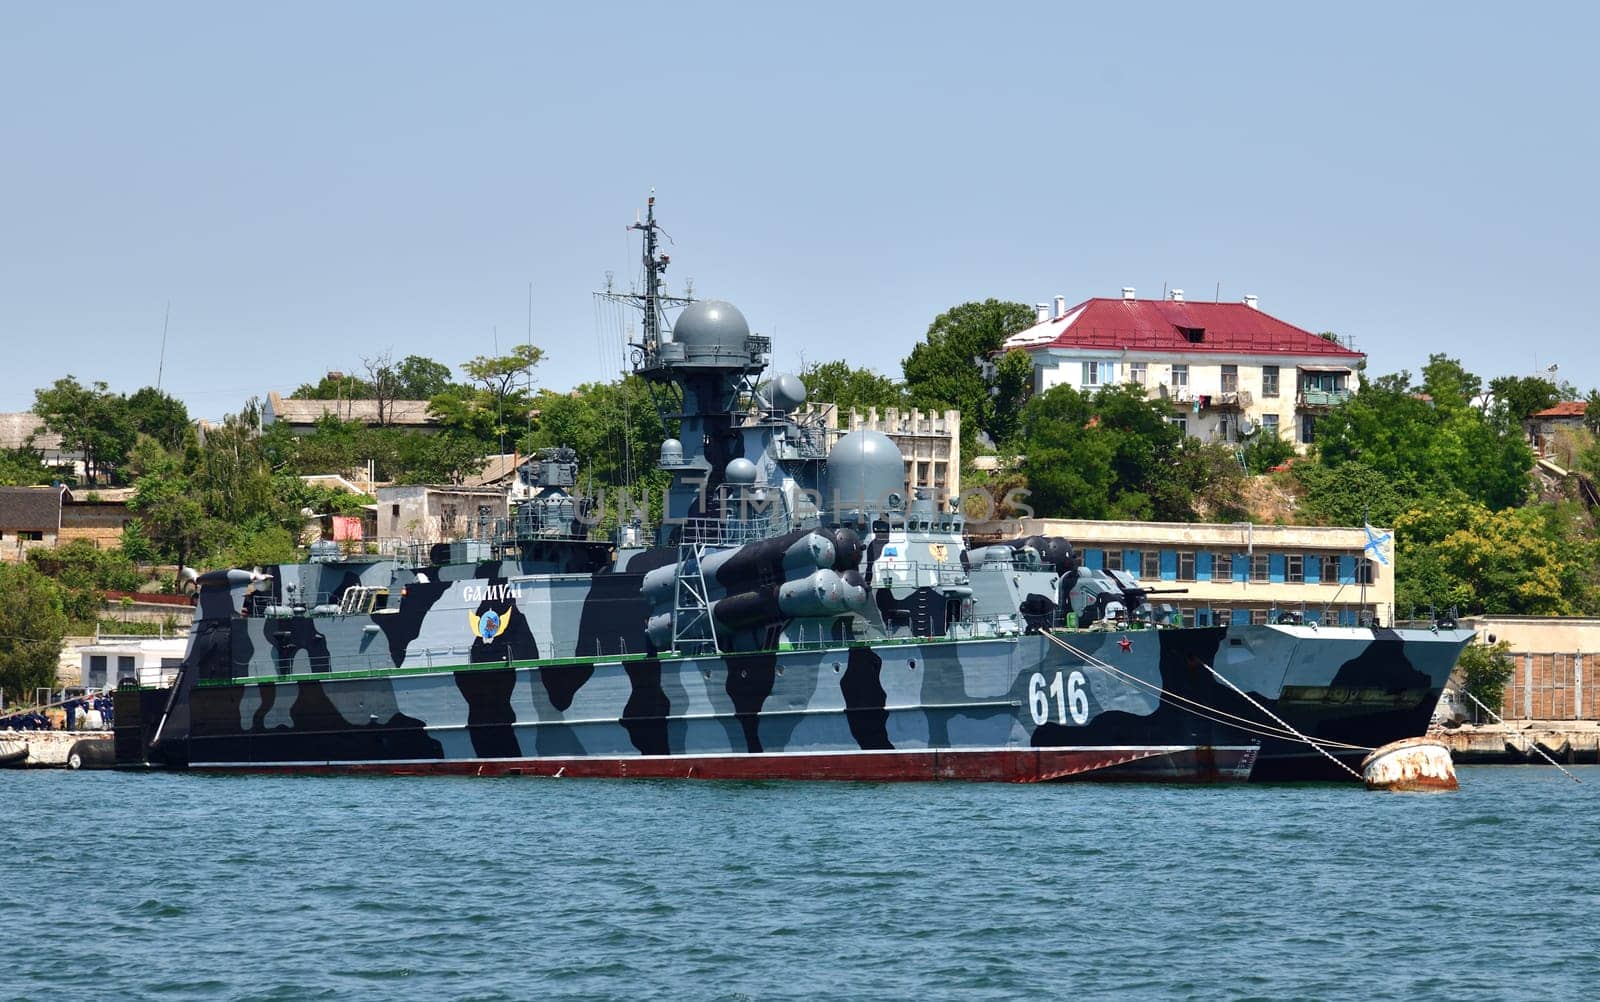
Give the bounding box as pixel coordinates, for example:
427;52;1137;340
3;1;1596;418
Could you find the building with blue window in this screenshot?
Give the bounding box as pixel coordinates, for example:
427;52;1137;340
1016;517;1394;627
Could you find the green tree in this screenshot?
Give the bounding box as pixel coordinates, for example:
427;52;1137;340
990;349;1035;447
125;386;191;451
33;376;136;485
1241;432;1296;475
460;344;545;452
290;371;373;400
1488;375;1560;422
902;299;1036;447
1015;383;1191;520
1314;359;1530;510
396;355;456;399
1394;499;1596;615
1457;641;1516;716
1586;389;1600;435
0;561;68;705
1293;460;1413;527
0;447;48;486
798;361;905;416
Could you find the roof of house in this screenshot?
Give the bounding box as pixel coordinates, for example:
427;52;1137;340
1533;401;1587;419
0;485;67;531
264;392;439;427
463;453;521;488
1002;298;1365;360
0;412;65;452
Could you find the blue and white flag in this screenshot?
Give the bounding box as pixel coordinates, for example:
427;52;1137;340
1362;523;1392;565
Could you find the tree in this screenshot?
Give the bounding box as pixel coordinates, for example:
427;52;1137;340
127;437;222;579
33;376;136;485
798;360;905;417
0;561;68;706
461;344;545;452
1314;359;1531;510
362;351;401;427
0;447;47;486
1293;460;1412;528
1457;642;1516;717
990;349;1035;448
290;371;373;400
1586;390;1600;435
1241;432;1295;475
1015;383;1191;520
396;355;456;399
902;299;1036;447
1487;375;1560;422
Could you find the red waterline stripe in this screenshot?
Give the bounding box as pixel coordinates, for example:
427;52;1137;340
193;747;1256;783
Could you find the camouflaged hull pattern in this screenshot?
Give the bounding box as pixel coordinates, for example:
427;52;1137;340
122;563;1472;782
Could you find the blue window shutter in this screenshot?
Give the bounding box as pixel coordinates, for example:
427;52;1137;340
1197;552;1213;582
1234;556;1248;583
1304;608;1322;625
1125;550;1140;576
1160;550;1177;580
1305;555;1322;582
1339;555;1356;584
1269;554;1286;583
1083;548;1103;570
1198;607;1213;626
1338;608;1357;627
1232;609;1251;626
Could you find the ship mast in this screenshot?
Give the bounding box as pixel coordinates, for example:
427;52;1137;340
632;192;667;358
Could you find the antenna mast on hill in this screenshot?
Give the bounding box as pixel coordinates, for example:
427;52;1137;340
157;301;170;390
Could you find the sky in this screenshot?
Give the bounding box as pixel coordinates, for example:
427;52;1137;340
2;1;1597;419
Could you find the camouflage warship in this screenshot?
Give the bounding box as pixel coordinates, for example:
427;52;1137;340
115;199;1474;782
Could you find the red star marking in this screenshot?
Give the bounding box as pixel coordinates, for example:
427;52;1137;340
1118;636;1133;652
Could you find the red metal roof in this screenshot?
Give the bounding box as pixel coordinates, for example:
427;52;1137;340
1533;401;1587;418
1003;298;1365;359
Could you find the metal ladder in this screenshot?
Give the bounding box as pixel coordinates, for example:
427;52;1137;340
671;540;721;656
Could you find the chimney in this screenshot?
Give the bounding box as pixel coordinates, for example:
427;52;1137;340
1035;302;1050;324
1053;295;1066;319
1243;294;1259;310
1122;287;1136;302
1170;289;1184;302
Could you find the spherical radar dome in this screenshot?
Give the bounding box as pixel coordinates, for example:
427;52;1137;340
724;457;759;485
671;300;750;365
825;429;906;515
767;373;807;413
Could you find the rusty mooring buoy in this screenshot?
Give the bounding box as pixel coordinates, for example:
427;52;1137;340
1361;737;1458;791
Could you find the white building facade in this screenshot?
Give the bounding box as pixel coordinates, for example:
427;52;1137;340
1003;291;1364;449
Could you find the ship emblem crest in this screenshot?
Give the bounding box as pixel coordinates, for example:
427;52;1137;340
470;607;512;641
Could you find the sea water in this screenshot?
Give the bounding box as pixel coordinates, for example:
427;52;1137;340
2;767;1595;1000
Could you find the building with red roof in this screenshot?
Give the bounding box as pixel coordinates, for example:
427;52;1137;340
1002;289;1365;448
1526;399;1588;459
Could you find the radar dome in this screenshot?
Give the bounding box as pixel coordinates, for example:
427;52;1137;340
825;429;905;518
670;300;750;366
767;373;807;413
659;438;684;466
724;457;759;485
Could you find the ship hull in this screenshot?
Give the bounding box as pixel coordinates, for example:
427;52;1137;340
117;624;1470;783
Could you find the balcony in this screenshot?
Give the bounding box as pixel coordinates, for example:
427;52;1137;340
1297;387;1352;409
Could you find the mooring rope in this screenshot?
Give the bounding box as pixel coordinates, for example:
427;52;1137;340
1197;660;1365;782
1042;631;1373;754
1459;689;1581;785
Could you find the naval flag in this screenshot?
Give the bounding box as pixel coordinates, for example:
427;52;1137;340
1362;523;1392;565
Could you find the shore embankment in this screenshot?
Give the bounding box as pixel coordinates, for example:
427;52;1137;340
0;731;113;768
1432;721;1600;764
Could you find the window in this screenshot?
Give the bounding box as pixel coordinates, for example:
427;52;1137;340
1141;551;1159;579
1177;551;1195;582
1262;365;1280;397
1082;361;1113;386
1213;553;1233;580
1321;557;1341;584
1250;553;1270;582
390;504;400;518
1250;609;1270;625
21;531;44;542
1262;413;1280;439
118;655;135;675
1168;415;1188;435
1170;364;1189;388
1221;364;1238;394
1356;557;1376;585
1300;414;1317;445
1128;362;1147;385
1106;549;1123;572
1286;554;1304;584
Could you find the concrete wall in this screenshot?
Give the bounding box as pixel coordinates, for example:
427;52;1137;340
377;485;508;546
1466;617;1600;721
